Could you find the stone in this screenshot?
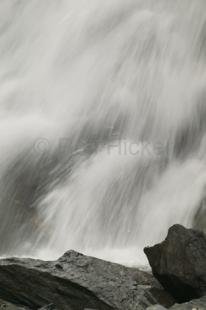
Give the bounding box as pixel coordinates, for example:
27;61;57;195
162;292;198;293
146;305;166;310
144;224;206;302
39;304;57;310
0;250;174;310
170;296;206;309
0;298;27;309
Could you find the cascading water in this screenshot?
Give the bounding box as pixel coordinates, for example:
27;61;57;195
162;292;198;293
0;0;206;265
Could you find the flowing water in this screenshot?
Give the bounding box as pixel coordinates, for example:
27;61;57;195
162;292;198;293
0;0;206;265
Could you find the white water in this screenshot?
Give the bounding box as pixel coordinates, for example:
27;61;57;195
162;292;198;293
0;0;206;266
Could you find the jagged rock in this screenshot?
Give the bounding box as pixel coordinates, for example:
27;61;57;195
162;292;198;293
170;296;206;309
144;224;206;302
0;250;174;310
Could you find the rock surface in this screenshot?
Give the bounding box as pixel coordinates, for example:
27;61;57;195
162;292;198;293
146;296;206;310
146;295;206;310
144;224;206;302
0;298;27;309
170;296;206;309
146;305;166;310
39;305;57;310
0;250;174;310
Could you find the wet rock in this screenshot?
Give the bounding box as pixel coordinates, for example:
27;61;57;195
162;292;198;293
144;224;206;302
0;250;174;310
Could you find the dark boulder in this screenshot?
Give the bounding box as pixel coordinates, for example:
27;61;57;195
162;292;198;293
0;250;174;310
144;224;206;302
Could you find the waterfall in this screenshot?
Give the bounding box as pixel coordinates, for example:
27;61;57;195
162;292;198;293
0;0;206;265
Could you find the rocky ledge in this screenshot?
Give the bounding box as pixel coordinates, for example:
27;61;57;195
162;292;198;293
0;250;173;310
1;224;206;310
